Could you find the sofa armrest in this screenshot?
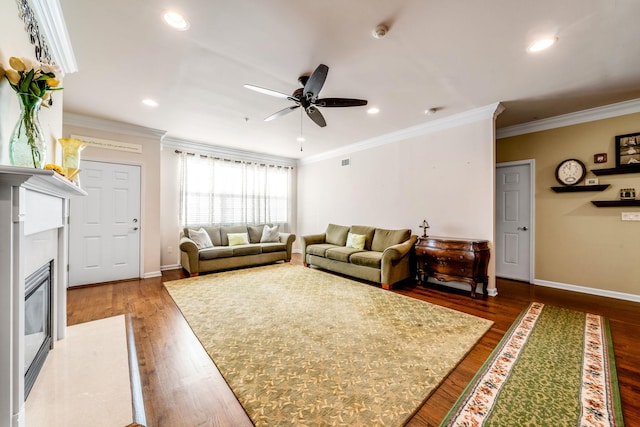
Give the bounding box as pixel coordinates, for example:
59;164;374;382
179;236;199;274
279;232;296;261
381;235;418;286
300;233;326;256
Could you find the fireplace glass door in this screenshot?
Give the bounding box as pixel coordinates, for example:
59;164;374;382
24;261;53;398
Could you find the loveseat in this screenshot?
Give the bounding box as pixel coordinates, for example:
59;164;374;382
301;224;417;290
179;224;296;276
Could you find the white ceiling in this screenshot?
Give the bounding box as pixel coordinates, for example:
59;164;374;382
59;0;640;159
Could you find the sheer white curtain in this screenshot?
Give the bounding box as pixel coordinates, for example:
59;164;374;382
178;151;292;227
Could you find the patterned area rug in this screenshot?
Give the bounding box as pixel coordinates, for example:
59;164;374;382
440;302;624;427
164;264;493;427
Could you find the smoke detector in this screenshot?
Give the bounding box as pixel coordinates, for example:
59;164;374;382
372;24;388;39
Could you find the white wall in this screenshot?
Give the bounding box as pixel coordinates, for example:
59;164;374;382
297;105;499;290
160;146;181;268
0;3;63;167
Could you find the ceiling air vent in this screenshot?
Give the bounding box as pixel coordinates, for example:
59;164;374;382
341;158;350;167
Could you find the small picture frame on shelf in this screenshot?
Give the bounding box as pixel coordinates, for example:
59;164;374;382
585;178;599;186
620;188;636;200
615;132;640;167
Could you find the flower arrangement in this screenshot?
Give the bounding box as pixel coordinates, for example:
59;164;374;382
1;57;62;105
1;57;63;168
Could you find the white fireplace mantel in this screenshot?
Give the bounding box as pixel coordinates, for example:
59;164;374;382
0;166;86;427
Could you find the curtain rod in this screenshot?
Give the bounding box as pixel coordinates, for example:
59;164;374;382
174;149;294;169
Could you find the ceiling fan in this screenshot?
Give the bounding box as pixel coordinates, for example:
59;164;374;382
244;64;368;128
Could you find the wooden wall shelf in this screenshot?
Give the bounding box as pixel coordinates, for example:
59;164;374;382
591;200;640;207
591;165;640;176
551;184;609;193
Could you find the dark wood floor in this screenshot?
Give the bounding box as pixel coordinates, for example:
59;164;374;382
67;255;640;427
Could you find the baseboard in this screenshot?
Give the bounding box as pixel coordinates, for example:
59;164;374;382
533;279;640;303
161;264;181;271
142;271;162;279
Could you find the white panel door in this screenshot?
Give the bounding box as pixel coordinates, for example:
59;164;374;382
69;161;141;286
496;163;531;281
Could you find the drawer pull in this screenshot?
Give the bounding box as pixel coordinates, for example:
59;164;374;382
459;255;464;259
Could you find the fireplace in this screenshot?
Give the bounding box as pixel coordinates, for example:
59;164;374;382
24;261;53;399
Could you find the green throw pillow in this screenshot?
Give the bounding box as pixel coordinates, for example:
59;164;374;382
227;232;249;246
346;232;366;250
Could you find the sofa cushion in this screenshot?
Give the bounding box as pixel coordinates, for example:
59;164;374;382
306;243;340;257
188;227;213;249
326;246;365;263
260;242;287;253
221;225;249;245
346;232;366;250
228;232;250;246
350;251;383;269
199;246;234;260
260;224;280;243
247;224;265;243
232;244;262;256
371;228;411;252
349;225;376;250
326;223;350;246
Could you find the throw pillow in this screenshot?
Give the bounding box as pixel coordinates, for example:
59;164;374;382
188;228;214;249
227;232;249;246
346;232;366;250
260;224;280;243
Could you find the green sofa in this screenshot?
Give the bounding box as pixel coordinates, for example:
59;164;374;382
301;224;417;290
179;224;296;276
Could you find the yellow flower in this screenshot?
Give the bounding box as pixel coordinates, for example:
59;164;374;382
46;78;60;88
5;69;20;85
9;56;26;72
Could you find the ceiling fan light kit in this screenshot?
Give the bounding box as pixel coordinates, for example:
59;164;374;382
244;64;368;128
372;24;388;39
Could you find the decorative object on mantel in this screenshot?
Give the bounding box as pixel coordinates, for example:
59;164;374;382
619;188;636;200
57;138;86;182
585;178;599;185
419;219;430;238
615;132;640;167
2;57;62;168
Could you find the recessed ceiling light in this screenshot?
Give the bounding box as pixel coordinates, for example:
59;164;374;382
163;11;190;31
142;99;158;107
527;37;557;53
367;107;380;115
424;108;438;115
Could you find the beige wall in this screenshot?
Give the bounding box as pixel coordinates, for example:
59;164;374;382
497;113;640;297
160;146;181;267
62;121;163;277
0;2;63;167
297;110;498;291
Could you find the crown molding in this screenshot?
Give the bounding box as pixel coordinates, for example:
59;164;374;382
28;0;78;74
63;112;167;139
162;136;297;167
496;98;640;139
300;102;503;165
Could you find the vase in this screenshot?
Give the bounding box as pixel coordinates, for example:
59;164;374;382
57;138;86;182
9;93;46;169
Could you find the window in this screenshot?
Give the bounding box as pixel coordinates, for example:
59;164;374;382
179;152;293;227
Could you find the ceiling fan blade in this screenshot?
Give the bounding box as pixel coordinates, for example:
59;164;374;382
244;84;291;99
306;106;326;127
315;98;368;107
264;105;299;122
303;64;329;102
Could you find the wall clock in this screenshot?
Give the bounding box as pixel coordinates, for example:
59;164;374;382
555;159;587;186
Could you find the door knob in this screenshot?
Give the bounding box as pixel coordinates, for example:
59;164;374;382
517;226;528;231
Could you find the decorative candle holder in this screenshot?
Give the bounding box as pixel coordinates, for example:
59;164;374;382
57;138;86;182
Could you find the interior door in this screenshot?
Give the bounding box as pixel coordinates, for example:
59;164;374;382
496;162;532;281
69;160;141;286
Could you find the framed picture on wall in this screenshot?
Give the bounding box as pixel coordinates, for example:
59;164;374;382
615;132;640;167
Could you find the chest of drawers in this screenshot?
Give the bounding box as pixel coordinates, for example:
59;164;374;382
415;236;490;298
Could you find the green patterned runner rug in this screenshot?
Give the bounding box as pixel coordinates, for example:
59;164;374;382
440;302;624;427
164;264;493;427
